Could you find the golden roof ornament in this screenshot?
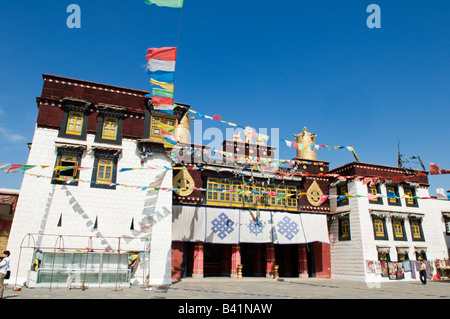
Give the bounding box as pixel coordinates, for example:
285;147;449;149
294;127;317;160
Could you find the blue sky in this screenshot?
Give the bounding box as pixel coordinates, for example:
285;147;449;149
0;0;449;193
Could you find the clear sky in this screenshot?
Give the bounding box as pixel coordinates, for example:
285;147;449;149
0;0;449;193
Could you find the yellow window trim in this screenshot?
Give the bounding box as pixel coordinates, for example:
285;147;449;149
97;158;114;183
66;111;84;136
205;177;298;211
150;115;176;140
102;116;118;140
56;155;78;177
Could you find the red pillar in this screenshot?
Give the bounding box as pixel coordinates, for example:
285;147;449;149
171;241;184;281
193;242;204;278
266;244;275;278
298;244;308;278
230;244;241;278
314;242;331;278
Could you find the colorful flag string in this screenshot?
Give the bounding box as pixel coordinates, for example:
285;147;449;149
188;109;360;161
4;170;446;202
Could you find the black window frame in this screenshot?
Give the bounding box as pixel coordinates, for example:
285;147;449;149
372;216;389;240
336;183;349;206
444;215;450;236
338;214;351;241
403;186;419;208
58;104;89;141
367;184;383;205
409;217;425;242
90;152;119;190
94;111;123;145
51;148;84;186
391;218;408;241
386;184;401;207
377;249;391;262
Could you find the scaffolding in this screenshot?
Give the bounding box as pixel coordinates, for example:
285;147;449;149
14;233;152;291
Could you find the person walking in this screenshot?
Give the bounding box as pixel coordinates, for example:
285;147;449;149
419;259;427;285
0;250;10;298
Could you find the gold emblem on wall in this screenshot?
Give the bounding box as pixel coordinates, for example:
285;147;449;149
306;180;324;206
173;169;195;197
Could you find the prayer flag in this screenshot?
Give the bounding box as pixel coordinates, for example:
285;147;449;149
152;88;174;99
150;78;174;92
146;47;177;61
162;129;177;147
437;188;448;200
147;59;176;72
156;122;175;132
148;70;175;83
152;96;173;106
7;164;22;173
145;0;184;8
430;163;440;175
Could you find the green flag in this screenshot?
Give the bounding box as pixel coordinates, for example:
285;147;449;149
145;0;184;8
152;88;174;99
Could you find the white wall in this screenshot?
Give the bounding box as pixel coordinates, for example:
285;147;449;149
330;180;450;282
7;127;173;286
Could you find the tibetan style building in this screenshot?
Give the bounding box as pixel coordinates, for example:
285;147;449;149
5;74;450;288
170;127;331;280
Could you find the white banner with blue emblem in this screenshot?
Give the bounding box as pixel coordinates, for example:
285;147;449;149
272;212;307;244
205;207;239;244
238;209;273;243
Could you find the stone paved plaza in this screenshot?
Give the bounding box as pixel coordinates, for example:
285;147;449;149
2;277;450;299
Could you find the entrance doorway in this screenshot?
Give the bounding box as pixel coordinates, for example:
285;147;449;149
240;243;266;277
274;244;299;277
203;243;230;277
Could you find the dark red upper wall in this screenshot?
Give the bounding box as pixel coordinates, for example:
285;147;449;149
36;74;149;139
329;161;429;185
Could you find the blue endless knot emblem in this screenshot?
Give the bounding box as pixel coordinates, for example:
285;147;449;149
248;220;264;236
277;216;299;240
211;213;235;239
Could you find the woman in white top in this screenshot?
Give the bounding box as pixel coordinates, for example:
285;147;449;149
0;250;10;298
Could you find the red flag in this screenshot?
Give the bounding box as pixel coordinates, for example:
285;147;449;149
152;96;173;105
146;47;177;61
7;164;22;173
213;115;221;121
430;163;440;175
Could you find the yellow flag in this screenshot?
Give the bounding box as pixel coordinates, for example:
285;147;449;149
150;78;174;92
156;122;175;132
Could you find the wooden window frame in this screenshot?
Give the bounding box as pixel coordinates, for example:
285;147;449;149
386;184;401;207
51;149;83;186
392;218;407;241
150;115;176;140
337;183;349;206
367;184;383;205
409;218;425;242
444;215;450;236
205;177;298;211
58;105;88;141
403;186;419;208
372;216;388;240
94;112;123;145
90;153;118;190
339;215;351;241
66;111;84;136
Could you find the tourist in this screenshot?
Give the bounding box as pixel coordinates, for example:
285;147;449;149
419;259;427;285
0;250;10;298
